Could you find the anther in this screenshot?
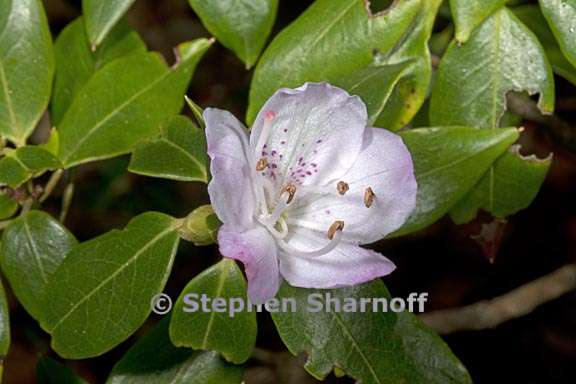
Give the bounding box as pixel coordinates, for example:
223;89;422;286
327;220;345;240
337;181;349;195
364;187;375;208
256;158;268;171
282;183;297;204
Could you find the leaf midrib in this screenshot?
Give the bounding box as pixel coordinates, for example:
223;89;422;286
61;56;174;165
46;226;175;333
200;265;229;349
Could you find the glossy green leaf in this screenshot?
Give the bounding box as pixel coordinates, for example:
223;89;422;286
41;212;180;359
0;0;55;145
450;0;508;43
170;259;256;364
394;127;519;236
430;8;554;223
0;211;77;321
430;8;555;129
540;0;576;68
52;17;146;125
108;318;244;384
83;0;137;48
37;357;87;384
247;0;427;124
336;61;412;126
450;146;551;224
514;4;576;85
272;281;471;383
372;0;441;130
0;278;10;376
0;192;17;220
129;116;208;182
0;146;61;188
189;0;278;68
58;38;212;168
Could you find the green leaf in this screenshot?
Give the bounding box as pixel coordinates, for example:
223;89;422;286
128;116;208;182
37;357;87;384
57;38;212;168
514;4;576;85
371;0;442;130
430;8;555;129
0;0;55;145
450;0;508;43
540;0;576;68
52;17;146;125
335;62;413;126
430;8;554;223
189;0;278;68
272;281;471;383
108;318;244;384
0;146;62;188
83;0;137;48
0;192;17;220
0;278;10;371
41;212;180;359
170;259;256;364
394;127;519;236
450;146;551;224
247;0;428;124
0;211;77;321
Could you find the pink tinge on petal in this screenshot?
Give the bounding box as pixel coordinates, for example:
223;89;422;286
204;108;257;230
218;225;281;304
278;238;396;289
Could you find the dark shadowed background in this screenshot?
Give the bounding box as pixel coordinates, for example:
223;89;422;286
5;0;575;383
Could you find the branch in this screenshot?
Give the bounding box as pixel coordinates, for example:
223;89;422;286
420;264;576;334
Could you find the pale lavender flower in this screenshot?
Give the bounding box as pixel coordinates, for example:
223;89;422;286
205;82;417;303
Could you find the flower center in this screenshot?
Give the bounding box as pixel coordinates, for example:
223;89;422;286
254;111;349;257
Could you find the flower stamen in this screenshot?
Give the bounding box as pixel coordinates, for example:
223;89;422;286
256;157;268;171
364;187;375;208
282;183;297;204
337;181;349;195
327;220;345;239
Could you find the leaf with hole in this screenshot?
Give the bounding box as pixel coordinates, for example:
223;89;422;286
272;281;472;384
394;126;519;236
247;0;427;124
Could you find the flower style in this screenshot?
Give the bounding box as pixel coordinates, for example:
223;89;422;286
205;82;417;303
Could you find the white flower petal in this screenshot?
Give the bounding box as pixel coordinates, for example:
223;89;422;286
205;108;257;229
218;225;281;304
287;127;417;244
250;82;367;189
278;228;395;288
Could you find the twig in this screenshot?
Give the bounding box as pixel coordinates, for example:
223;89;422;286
420;264;576;334
39;169;64;203
59;183;74;223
